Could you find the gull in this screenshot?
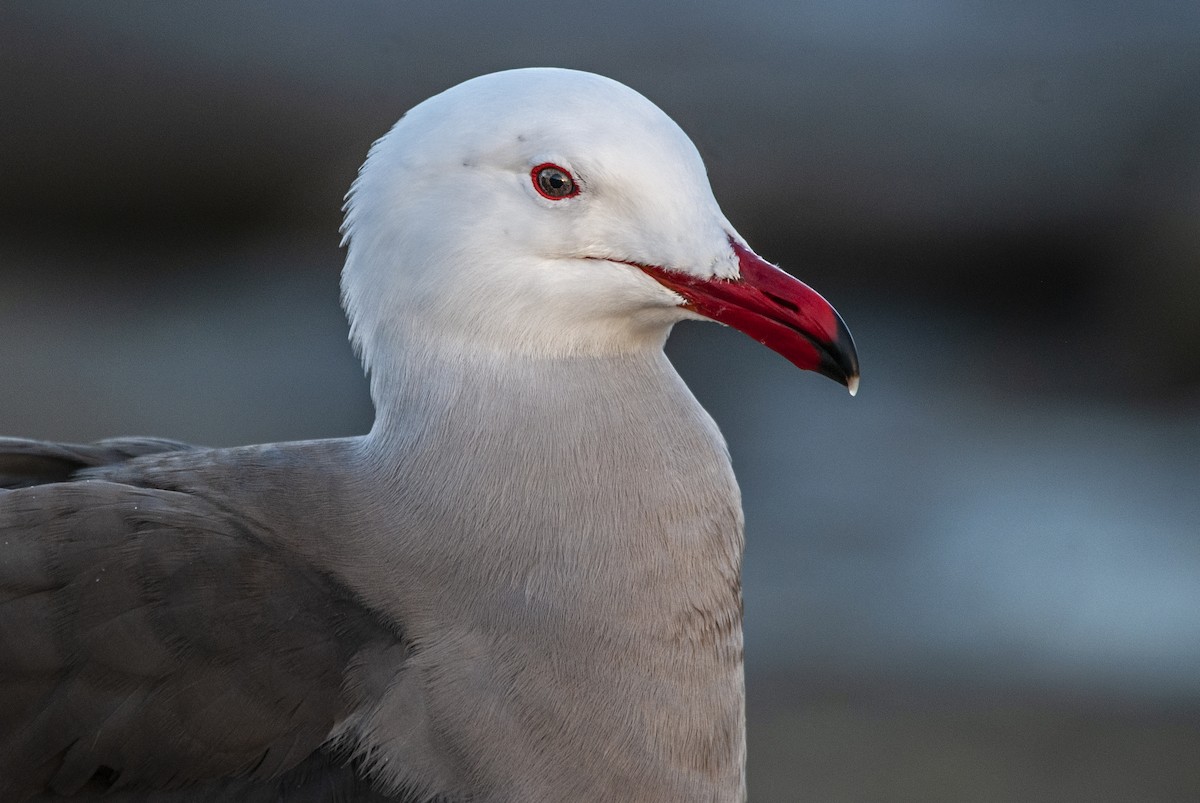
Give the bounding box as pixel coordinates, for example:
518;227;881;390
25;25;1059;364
0;67;858;802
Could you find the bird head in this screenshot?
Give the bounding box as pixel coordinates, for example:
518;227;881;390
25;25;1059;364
342;68;858;394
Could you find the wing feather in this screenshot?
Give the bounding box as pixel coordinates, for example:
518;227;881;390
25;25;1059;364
0;439;407;801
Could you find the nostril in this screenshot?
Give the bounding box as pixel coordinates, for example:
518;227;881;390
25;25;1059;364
763;291;799;314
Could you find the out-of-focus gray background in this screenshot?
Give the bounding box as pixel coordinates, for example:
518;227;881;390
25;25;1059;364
3;3;1199;799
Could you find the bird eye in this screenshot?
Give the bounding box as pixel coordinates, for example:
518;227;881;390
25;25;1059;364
531;163;579;200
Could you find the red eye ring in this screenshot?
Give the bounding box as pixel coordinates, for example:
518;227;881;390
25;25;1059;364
531;163;580;200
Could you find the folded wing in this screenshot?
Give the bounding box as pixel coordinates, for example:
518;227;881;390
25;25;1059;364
0;439;404;801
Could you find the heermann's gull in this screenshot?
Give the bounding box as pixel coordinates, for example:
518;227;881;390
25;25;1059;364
0;68;859;802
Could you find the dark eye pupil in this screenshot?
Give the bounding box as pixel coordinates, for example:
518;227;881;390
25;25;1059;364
537;167;575;198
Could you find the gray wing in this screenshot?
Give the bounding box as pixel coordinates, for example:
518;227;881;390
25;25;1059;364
0;436;195;488
0;439;407;802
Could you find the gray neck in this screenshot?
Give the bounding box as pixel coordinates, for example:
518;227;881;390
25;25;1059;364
343;338;747;802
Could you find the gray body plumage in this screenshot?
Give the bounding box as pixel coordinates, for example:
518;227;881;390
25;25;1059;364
1;351;745;801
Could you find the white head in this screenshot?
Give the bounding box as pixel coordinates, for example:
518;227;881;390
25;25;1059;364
341;68;858;393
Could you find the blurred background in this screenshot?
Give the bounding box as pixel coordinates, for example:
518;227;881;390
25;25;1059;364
2;2;1199;799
